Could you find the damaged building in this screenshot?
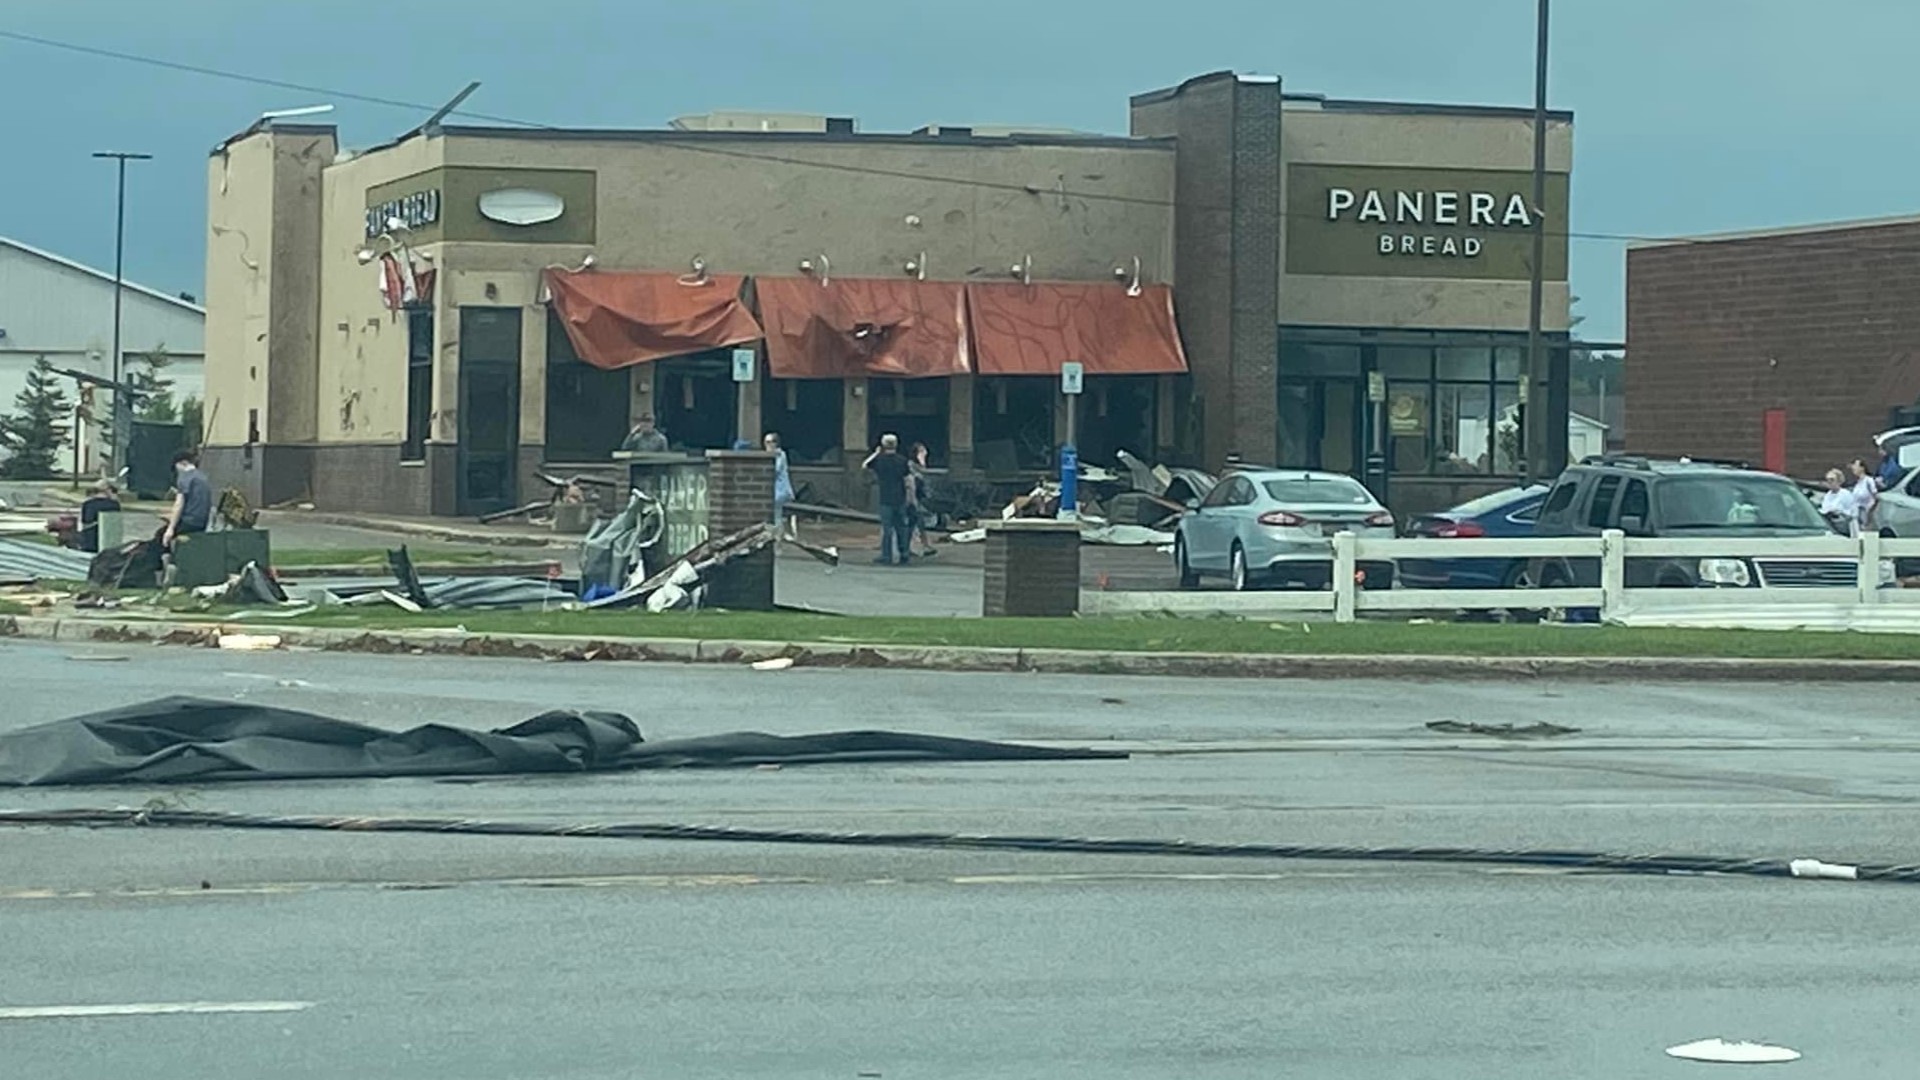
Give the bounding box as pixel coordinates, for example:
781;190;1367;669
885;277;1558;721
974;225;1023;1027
201;71;1573;518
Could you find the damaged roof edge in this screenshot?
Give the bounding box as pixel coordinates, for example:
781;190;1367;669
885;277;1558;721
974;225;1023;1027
208;121;339;156
431;125;1167;151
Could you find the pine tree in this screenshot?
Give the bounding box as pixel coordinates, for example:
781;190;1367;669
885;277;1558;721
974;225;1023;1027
0;356;74;479
129;345;178;423
180;395;205;446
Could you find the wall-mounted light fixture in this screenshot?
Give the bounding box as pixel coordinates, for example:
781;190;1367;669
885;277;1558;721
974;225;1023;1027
1113;255;1142;297
904;252;926;280
799;254;831;286
1009;254;1031;286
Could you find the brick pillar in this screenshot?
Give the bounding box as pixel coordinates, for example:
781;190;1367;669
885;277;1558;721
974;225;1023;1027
983;519;1081;617
704;449;776;610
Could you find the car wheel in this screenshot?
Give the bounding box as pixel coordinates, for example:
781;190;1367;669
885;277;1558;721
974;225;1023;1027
1500;562;1543;624
1229;544;1253;592
1175;538;1199;589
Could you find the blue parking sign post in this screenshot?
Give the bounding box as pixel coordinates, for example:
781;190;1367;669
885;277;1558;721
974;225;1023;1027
1059;362;1083;520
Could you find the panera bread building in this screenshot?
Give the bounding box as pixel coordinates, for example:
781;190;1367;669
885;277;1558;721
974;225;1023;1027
202;71;1572;516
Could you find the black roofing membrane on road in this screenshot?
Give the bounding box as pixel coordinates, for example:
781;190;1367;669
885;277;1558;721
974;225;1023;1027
0;696;1123;786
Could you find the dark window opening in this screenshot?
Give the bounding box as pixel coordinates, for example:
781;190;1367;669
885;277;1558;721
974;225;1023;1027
1075;375;1157;466
1587;475;1623;529
651;351;738;453
764;378;844;465
544;312;631;462
403;309;433;462
868;377;948;465
973;376;1053;472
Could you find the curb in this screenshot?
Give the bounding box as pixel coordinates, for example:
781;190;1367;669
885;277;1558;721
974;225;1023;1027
8;614;1920;682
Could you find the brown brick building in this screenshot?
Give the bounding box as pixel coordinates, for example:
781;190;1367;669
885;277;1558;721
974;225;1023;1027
1626;218;1920;479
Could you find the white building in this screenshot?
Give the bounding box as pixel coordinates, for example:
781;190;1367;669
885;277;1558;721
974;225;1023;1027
0;236;205;472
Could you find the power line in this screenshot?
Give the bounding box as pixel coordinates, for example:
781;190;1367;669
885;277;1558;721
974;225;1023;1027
7;26;1919;254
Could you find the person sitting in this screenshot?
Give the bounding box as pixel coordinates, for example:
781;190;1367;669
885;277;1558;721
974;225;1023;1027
163;448;213;551
78;481;121;553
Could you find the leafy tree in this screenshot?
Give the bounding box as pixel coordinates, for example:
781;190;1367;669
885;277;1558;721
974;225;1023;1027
129;345;178;423
0;356;74;479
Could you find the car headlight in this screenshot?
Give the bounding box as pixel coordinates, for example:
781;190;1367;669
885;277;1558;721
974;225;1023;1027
1697;558;1752;586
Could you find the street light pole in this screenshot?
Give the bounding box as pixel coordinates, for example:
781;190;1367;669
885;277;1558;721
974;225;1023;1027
1522;0;1550;483
93;150;152;474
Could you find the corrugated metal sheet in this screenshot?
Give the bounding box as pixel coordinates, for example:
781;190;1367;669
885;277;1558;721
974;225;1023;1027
0;537;91;581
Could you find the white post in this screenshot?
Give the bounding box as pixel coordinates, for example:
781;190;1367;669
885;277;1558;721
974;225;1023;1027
1332;530;1357;623
1858;530;1883;604
1600;528;1626;617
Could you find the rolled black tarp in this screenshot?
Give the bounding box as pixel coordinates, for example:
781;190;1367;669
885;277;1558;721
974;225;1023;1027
0;696;1123;787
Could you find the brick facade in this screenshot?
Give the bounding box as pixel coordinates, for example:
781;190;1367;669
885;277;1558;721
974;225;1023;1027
982;519;1080;617
1627;221;1920;478
704;449;776;611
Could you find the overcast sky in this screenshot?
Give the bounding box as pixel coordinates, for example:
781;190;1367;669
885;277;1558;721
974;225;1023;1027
5;0;1917;341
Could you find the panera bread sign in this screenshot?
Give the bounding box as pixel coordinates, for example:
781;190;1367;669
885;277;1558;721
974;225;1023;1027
1286;164;1569;281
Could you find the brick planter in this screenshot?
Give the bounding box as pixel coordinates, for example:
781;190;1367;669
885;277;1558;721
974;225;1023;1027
983;519;1081;617
704;450;775;611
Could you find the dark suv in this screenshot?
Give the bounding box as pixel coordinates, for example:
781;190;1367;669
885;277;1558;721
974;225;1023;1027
1527;456;1854;589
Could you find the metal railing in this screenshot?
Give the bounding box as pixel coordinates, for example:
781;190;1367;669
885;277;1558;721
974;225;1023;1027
1084;530;1920;623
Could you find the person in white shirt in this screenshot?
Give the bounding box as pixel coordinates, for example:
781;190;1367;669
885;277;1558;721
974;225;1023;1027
1849;458;1879;532
1819;468;1856;532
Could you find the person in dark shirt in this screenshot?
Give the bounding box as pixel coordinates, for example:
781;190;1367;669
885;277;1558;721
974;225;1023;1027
862;433;915;565
164;448;213;550
78;481;121;553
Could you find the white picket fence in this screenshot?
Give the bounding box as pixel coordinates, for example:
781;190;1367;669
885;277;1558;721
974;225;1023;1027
1085;530;1920;625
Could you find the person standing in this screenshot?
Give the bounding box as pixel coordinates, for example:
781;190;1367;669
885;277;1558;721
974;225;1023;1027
764;431;795;536
1849;457;1879;533
907;441;938;558
1819;468;1857;533
863;433;914;565
621;414;669;453
1877;445;1906;491
163;448;213;550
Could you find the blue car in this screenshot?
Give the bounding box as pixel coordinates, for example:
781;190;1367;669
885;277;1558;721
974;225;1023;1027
1397;485;1548;589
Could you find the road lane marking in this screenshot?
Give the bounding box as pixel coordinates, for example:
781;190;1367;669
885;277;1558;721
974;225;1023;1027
0;1001;314;1020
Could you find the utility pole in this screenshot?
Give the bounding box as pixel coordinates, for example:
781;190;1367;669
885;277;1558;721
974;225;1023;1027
1522;0;1550;483
93;151;152;474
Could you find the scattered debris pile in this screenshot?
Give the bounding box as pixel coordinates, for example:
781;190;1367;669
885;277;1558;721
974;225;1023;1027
947;448;1216;547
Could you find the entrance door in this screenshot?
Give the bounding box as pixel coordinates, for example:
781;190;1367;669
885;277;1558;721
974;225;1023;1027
457;307;522;516
1277;379;1360;474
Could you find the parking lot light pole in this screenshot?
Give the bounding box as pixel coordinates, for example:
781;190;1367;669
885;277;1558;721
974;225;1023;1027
93;151;152;474
1522;0;1549;483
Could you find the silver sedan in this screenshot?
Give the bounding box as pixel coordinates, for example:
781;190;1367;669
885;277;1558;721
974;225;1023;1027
1173;470;1397;590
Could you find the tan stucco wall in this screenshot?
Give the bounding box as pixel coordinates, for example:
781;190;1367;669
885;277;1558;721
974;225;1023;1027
1279;108;1573;331
442;134;1176;286
313;139;443;444
203;129;334;446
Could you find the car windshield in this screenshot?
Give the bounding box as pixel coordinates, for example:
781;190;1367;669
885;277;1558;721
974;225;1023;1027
1261;477;1373;504
1655;476;1828;530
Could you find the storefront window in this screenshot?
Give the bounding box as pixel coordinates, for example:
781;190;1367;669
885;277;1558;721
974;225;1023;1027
1493;384;1522;473
1385;382;1430;473
1280;342;1362;377
763;378;843;466
973;376;1054;471
544;311;630;462
402;309;433;462
652;351;737;452
1075;375;1156;465
1436;346;1491;381
1377;346;1431;380
1434;382;1493;473
869;377;948;465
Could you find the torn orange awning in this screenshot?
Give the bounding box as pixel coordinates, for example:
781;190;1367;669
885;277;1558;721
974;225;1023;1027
544;269;763;370
757;277;970;379
966;281;1189;376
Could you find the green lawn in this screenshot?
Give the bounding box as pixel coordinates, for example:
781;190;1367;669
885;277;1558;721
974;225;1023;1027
260;607;1920;660
271;547;517;568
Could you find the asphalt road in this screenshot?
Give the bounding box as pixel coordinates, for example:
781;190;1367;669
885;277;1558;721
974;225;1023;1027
3;640;1917;1077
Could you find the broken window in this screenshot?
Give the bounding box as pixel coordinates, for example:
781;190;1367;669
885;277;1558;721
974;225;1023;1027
1075;375;1157;466
763;378;844;465
973;376;1054;472
651;350;737;452
867;377;948;465
402;308;432;462
544;310;631;461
